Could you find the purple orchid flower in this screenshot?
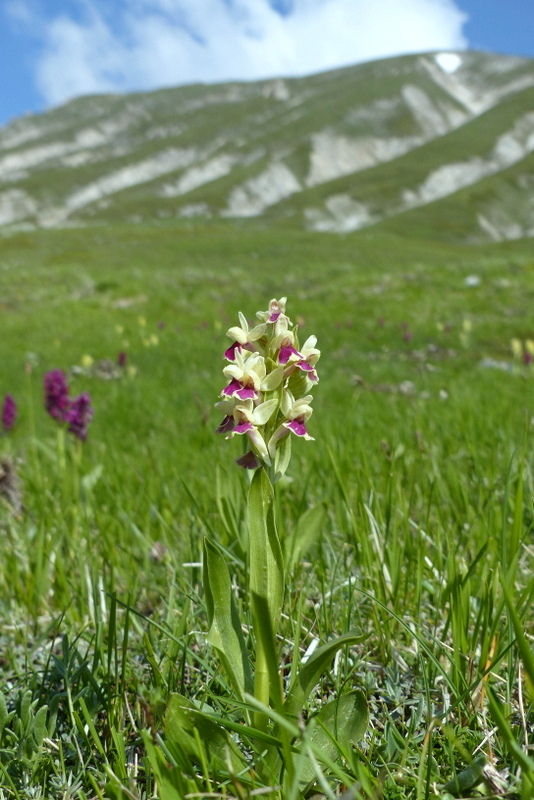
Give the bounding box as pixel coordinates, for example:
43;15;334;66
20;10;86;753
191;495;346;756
2;394;17;432
64;392;94;441
44;370;71;421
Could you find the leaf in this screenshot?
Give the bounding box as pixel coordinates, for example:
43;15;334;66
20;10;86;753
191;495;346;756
487;687;534;776
203;538;253;700
141;730;193;799
32;705;48;747
0;691;7;735
247;469;284;629
500;578;534;699
250;593;284;712
165;693;244;772
443;754;487;793
285;631;367;718
286;503;327;571
19;690;32;732
299;691;369;786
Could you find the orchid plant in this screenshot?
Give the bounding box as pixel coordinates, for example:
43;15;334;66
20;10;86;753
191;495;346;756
187;298;368;794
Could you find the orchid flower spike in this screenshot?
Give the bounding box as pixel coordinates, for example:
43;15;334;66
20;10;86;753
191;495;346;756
215;297;320;478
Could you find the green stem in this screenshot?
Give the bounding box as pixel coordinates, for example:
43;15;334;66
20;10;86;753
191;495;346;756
253;637;270;732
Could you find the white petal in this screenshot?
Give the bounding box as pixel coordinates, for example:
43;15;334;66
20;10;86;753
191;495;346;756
301;335;318;352
267;424;288;460
247;323;267;341
247;427;271;464
235;399;255;421
226;325;248;344
252;398;278;425
250;356;267;381
281;389;294;417
223;364;243;380
261;366;284;391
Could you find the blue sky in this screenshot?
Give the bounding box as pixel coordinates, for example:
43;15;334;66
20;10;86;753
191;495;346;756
1;0;533;129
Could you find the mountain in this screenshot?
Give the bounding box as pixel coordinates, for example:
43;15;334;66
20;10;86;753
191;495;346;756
1;50;534;242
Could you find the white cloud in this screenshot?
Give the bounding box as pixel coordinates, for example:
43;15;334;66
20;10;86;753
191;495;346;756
27;0;468;107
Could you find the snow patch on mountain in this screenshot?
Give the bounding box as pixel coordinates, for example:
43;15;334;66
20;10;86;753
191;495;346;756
434;53;462;74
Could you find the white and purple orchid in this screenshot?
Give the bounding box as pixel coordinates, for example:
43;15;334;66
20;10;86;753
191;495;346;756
216;297;320;475
256;297;289;325
224;311;267;360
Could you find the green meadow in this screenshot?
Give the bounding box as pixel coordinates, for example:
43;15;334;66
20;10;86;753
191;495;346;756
0;221;533;798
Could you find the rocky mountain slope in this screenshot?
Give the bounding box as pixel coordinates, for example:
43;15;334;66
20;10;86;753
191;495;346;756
1;50;534;241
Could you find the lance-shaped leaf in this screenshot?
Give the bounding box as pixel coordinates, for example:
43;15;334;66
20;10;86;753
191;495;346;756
203;537;253;700
285;630;367;718
247;469;284;629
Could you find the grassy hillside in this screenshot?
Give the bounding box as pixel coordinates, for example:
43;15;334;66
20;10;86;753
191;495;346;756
2;50;534;242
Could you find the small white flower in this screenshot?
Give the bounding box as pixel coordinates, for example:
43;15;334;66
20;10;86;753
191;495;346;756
226;311;266;346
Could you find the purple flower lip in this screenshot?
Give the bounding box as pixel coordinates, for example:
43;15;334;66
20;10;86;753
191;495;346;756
222;379;258;401
284;417;308;437
235;450;261;470
295;360;315;374
233;421;254;434
278;343;303;365
224;341;242;361
2;394;17;432
216;415;235;435
222;378;242;397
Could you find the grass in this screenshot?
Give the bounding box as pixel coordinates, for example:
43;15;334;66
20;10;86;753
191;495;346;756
0;221;533;798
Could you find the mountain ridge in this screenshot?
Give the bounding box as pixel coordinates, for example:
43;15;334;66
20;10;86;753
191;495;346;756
1;49;534;241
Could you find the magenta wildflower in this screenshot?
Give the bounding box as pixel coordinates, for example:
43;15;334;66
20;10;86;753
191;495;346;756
118;351;127;367
2;394;17;432
44;370;93;441
64;393;94;441
44;370;70;421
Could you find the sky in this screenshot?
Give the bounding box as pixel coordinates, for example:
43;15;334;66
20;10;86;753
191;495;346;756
1;0;534;129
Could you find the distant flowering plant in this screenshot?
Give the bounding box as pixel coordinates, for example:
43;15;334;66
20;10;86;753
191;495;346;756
44;369;70;421
2;394;17;433
64;392;93;441
44;370;94;441
215;297;320;480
